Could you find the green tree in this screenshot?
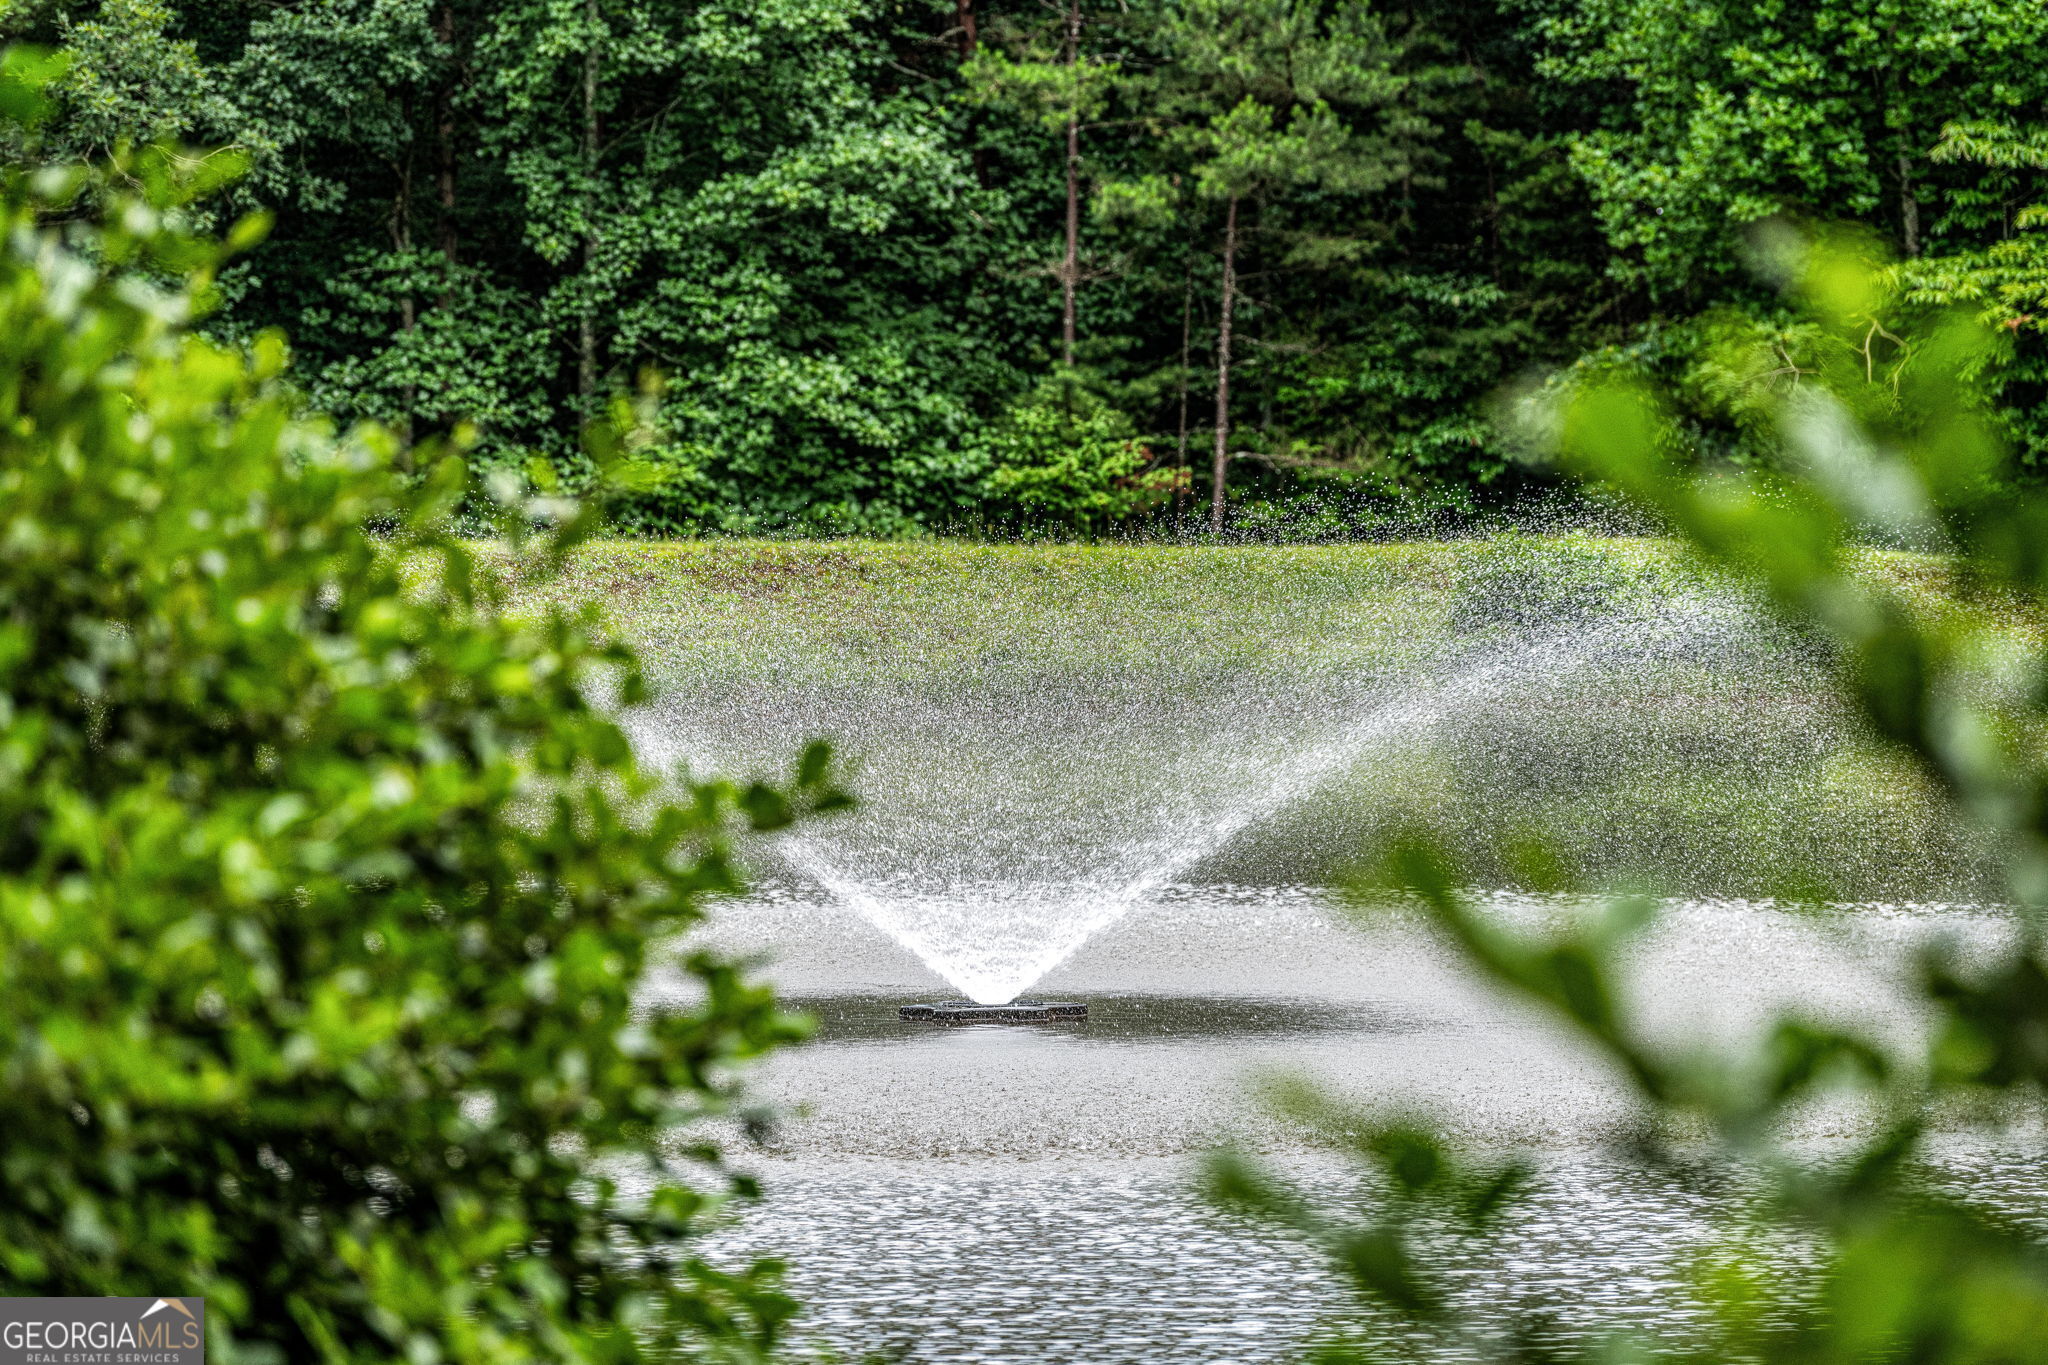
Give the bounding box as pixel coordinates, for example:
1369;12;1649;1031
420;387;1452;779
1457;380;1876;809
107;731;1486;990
14;0;1040;530
1521;0;2048;482
0;60;846;1362
44;0;221;156
964;0;1124;393
29;0;2048;527
213;0;506;454
1898;118;2048;468
468;0;1022;531
1546;0;2048;294
1150;0;1450;531
976;379;1185;531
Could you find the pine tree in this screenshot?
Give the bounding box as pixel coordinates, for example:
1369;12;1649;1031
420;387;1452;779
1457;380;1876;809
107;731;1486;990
1152;0;1444;531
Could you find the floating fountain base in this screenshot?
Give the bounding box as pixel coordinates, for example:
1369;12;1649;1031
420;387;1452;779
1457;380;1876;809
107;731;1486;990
899;999;1087;1025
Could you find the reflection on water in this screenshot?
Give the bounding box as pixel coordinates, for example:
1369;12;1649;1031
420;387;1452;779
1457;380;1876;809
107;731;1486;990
787;993;1447;1046
707;1148;2048;1364
703;1161;1332;1365
700;1156;1796;1364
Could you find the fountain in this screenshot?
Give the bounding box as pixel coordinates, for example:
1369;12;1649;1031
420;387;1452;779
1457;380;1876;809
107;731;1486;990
598;543;1997;1365
630;586;1746;1009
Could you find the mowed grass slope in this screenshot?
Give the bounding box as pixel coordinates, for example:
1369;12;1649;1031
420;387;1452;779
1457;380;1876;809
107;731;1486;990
508;536;1696;689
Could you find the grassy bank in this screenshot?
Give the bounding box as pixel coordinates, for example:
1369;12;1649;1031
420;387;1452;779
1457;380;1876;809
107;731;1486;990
509;534;1697;687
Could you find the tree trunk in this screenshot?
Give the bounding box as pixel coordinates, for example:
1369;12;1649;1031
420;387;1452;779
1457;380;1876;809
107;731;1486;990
392;147;417;463
1175;262;1193;519
1058;0;1081;392
958;0;986;185
1886;61;1920;259
434;3;459;292
1210;193;1239;535
955;0;977;58
1897;151;1920;258
1061;112;1079;372
579;0;600;407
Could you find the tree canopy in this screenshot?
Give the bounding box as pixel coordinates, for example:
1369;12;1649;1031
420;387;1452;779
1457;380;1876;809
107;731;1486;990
4;0;2043;532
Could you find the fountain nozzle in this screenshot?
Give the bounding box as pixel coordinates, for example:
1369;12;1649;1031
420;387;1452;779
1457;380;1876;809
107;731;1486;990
899;999;1088;1025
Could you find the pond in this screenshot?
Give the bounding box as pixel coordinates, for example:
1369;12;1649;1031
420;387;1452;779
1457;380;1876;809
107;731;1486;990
674;886;2033;1363
608;543;2027;1361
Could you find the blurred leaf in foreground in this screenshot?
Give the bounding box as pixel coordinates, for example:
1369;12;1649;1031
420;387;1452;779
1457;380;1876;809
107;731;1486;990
1220;235;2048;1363
0;72;848;1365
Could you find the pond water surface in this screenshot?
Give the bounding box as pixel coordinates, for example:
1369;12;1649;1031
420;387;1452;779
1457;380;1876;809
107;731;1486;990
670;885;2041;1363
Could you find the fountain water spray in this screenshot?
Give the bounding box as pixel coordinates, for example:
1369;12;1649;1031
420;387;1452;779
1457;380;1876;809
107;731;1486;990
633;594;1738;1006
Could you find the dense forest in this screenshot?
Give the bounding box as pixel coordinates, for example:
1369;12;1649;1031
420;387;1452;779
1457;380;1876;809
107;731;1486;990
6;0;2045;533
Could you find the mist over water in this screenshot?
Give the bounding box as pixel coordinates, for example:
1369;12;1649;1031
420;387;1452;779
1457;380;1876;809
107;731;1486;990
626;579;1889;1004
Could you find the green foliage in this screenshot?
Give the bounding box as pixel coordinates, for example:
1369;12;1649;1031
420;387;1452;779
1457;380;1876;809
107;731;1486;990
1151;0;1442;211
1256;271;1523;488
1535;217;2043;481
474;0;1011;531
0;84;848;1364
0;1;1586;528
0;0;224;165
9;1;2048;529
1544;0;2048;292
962;9;1120;136
1542;0;2048;479
1899;119;2048;469
1218;245;2048;1360
976;383;1184;530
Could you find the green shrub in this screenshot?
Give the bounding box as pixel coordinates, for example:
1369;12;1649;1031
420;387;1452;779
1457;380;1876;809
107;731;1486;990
0;65;844;1365
978;382;1186;532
